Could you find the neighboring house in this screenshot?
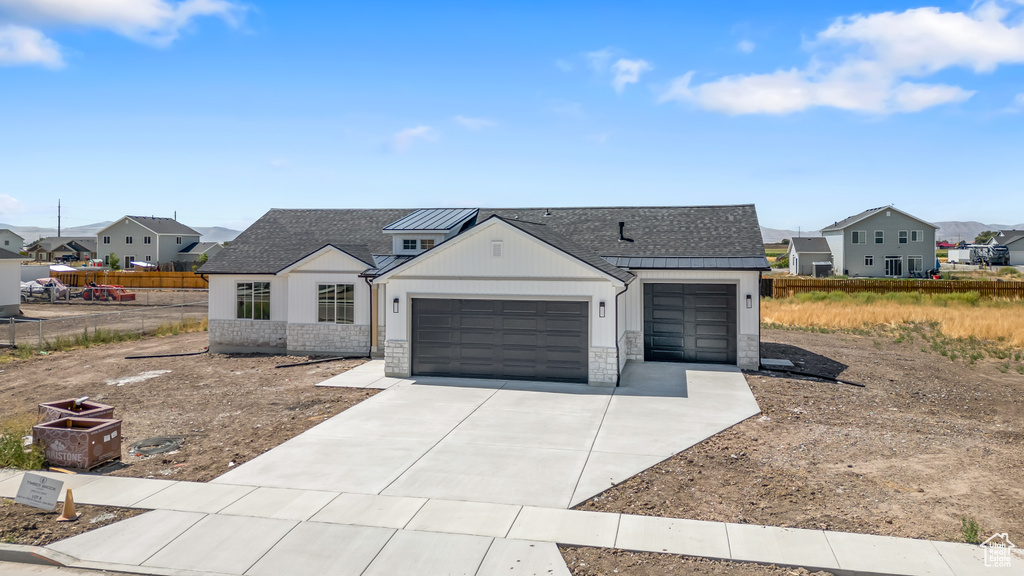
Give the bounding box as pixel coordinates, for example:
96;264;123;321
23;237;96;262
97;216;201;267
786;237;831;276
0;229;24;253
202;205;770;385
991;230;1024;265
819;206;938;278
178;241;223;263
0;248;20;317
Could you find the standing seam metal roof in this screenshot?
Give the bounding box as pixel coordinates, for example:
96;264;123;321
382;208;479;231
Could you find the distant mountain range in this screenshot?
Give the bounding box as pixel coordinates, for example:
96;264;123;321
0;221;241;244
762;221;1024;245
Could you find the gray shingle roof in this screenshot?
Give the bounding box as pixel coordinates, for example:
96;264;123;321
25;237;95;252
0;247;20;260
996;230;1024;247
382;208;478;231
495;216;634;282
0;229;24;239
203;205;767;274
820;206;938;232
789;237;831;253
178;241;220;255
127;216;200;236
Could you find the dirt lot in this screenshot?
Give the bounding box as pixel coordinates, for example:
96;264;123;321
1;332;374;544
562;548;833;576
19;290;207;319
1;498;144;546
578;328;1024;545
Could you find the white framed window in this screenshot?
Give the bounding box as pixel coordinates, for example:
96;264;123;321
875;231;884;244
236;282;271;320
103;236;110;244
908;256;923;275
911;230;923;242
176;236;182;244
126;236;133;244
899;230;908;244
420;239;435;250
125;255;135;267
403;239;417;250
144;236;152;244
865;255;873;266
851;231;867;244
317;283;354;324
145;255;152;262
885;256;903;277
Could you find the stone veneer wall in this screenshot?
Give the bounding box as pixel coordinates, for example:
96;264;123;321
286;324;370;355
588;346;618;387
617;333;628;372
624;330;643;361
384;339;409;377
738;334;759;370
209;319;287;352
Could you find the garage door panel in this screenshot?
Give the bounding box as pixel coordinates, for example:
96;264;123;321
412;299;589;383
644;283;737;364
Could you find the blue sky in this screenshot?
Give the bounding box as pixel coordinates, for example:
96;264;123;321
1;0;1023;232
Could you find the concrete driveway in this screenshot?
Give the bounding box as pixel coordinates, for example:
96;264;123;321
214;361;760;508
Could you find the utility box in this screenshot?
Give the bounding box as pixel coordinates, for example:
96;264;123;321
38;399;115;423
33;417;122;470
813;261;833;278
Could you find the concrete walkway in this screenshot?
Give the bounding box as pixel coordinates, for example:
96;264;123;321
216;360;759;508
2;471;1018;576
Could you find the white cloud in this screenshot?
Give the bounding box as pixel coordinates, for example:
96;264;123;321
661;2;1024;114
0;24;63;68
737;40;756;54
611;58;652;93
0;0;245;46
392;125;437;152
0;193;24;215
585;48;614;72
453;116;495;131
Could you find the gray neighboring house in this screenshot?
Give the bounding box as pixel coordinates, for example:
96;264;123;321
990;230;1024;266
786;237;831;276
178;241;223;263
24;237;96;262
201;205;770;385
97;216;201;267
0;229;24;253
820;206;938;278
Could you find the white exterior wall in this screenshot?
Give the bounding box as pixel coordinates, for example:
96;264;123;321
284;250;371;325
1009;246;1024;266
208;274;288;321
622;269;762;369
823;232;844;274
0;260;20;317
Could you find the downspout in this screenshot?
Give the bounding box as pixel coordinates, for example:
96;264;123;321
363;275;375;358
614;278;631;386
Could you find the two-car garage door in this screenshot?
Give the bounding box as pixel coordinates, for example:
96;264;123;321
411;299;589;383
643;283;737;364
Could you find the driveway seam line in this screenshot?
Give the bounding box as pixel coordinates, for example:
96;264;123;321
356;527;401;576
471;537;497;576
566;390;614;507
378;382;506;494
239;519;301;574
122;480;179;508
137;511;208;567
304;491;344;522
929;540;958;576
822;529;841;569
504;506;524;539
724;522;733;560
612;513;621;548
400;498;430;530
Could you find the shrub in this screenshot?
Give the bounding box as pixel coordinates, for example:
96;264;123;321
960;517;983;544
998;267;1022;277
0;414;45;470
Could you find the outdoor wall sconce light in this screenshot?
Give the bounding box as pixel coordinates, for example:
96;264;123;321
746;294;753;309
599;301;606;318
393;298;399;313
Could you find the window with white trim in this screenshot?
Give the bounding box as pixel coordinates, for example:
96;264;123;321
403;239;417;250
126;236;133;244
851;231;867;244
420;239;435;249
318;284;354;324
875;231;884;244
176;236;182;244
908;256;923;275
911;230;923;242
103;236;110;244
144;236;152;244
865;255;873;266
145;255;152;262
236;282;271;320
899;230;908;244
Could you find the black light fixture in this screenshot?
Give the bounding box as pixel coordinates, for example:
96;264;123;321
393;298;399;313
599;301;606;318
746;294;753;309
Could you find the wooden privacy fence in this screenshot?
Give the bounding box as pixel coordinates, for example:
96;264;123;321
762;277;1024;299
52;270;208;289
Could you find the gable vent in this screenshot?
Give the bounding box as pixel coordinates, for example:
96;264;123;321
492;240;503;258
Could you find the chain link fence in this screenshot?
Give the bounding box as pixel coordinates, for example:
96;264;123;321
4;289;208;349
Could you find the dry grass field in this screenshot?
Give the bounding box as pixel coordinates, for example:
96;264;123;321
762;292;1024;348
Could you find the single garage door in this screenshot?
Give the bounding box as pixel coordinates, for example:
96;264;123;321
643;283;737;364
412;299;588;383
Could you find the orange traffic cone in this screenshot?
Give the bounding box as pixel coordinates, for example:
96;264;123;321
56;489;79;522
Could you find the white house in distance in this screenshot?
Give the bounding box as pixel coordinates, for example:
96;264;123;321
0;247;21;317
786;237;832;276
0;229;23;253
201;206;770;386
97;216;201;267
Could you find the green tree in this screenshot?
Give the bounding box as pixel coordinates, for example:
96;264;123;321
975;230;999;244
108;254;121;271
192;252;209;272
781;238;790;245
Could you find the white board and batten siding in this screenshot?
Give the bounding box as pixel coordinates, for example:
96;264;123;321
208;275;288;321
284;249;371;325
381;219;624;348
622;269;762;338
